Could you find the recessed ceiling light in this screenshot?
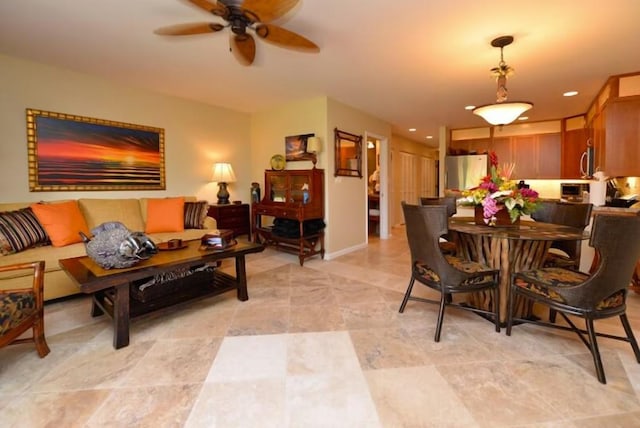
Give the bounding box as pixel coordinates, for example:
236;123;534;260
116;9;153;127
563;91;578;97
425;136;433;139
409;128;416;132
465;105;475;110
517;116;528;121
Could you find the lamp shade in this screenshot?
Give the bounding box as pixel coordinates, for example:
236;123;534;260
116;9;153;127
472;102;533;126
306;137;321;153
211;162;236;183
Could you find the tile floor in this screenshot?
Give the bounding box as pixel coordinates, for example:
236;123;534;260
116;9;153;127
2;228;640;427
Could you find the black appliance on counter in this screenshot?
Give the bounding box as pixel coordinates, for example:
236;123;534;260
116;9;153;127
605;179;638;207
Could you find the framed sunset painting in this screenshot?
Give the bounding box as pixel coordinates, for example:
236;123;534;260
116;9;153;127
26;109;165;191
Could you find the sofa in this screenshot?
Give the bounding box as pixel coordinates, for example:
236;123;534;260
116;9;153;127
0;197;217;301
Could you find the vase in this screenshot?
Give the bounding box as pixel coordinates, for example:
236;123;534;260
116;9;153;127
474;205;520;227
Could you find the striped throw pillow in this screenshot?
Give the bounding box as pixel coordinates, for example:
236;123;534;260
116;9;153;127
0;208;51;255
184;201;209;229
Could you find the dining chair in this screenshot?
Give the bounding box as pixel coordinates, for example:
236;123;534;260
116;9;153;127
0;260;50;357
506;214;640;384
531;201;593;270
419;197;457;254
399;202;500;342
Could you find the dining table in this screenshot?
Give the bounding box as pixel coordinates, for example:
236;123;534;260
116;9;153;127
448;217;590;323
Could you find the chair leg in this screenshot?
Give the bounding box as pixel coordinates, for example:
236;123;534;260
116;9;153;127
549;308;558;323
493;286;501;333
506;286;515;336
585;317;606;384
434;292;447;343
33;314;50;358
399;277;415;313
620;313;640;363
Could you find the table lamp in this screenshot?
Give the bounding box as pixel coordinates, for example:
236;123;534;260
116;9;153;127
211;162;236;204
306;137;321;167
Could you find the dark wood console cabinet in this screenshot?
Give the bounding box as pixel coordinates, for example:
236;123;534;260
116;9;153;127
252;168;325;265
207;203;250;239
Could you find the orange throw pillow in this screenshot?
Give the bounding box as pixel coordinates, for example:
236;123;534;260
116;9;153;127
145;197;185;233
30;200;91;247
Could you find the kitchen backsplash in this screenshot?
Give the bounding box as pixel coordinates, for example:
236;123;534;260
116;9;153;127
520;177;638;199
613;177;640;196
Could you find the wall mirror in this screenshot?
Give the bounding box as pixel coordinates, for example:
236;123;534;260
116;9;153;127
334;128;363;178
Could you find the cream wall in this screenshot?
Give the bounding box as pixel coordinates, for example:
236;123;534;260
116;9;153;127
0;54;252;205
1;54;397;258
251;96;392;256
326;98;392;256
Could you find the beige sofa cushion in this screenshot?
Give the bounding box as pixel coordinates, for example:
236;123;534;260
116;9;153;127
78;198;145;232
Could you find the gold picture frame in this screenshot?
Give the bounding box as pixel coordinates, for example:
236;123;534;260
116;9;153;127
26;109;165;192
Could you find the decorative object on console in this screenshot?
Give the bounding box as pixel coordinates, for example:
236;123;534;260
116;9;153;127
26;108;165;192
200;230;236;251
211;163;236;204
462;151;540;226
80;221;158;269
472;36;533;126
251;182;261;203
270;154;286;171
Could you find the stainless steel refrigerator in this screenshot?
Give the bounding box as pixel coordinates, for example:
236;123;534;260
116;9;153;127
445;154;489;191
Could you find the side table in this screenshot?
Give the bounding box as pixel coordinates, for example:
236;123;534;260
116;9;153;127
208;203;250;239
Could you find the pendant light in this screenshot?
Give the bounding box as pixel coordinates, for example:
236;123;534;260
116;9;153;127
473;36;533;126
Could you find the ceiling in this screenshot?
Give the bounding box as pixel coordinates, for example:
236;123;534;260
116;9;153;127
1;0;639;147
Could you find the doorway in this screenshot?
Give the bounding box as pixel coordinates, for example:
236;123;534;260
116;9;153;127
365;132;389;240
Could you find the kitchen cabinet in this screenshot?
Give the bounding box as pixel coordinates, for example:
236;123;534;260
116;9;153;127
450;129;562;179
449;138;490;155
537;134;562;178
601;98;640;176
561;127;588;178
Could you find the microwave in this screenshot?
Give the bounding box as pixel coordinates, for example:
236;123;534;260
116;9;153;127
561;183;589;202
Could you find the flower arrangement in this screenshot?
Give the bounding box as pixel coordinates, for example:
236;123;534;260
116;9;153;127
462;151;540;226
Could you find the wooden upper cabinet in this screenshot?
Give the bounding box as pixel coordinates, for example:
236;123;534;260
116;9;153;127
603;98;640;176
537;134;562;178
511;136;537;178
561;128;587;178
490;137;512;167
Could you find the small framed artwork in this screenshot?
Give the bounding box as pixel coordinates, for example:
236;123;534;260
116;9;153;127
285;133;315;162
26;108;165;191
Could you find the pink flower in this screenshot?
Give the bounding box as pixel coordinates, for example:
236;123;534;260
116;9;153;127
483;196;499;219
479;181;498;193
520;188;539;199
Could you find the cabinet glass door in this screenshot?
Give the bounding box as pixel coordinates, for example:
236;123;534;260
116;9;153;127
291;175;310;204
269;175;287;202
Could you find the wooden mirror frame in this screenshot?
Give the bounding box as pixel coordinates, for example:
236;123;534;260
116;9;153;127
334;128;363;178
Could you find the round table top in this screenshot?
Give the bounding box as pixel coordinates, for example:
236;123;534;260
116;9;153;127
449;217;590;241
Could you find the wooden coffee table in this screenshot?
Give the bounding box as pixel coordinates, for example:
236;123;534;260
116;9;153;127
59;239;264;349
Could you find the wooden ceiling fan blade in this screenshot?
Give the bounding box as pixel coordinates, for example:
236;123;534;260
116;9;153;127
241;0;298;23
230;34;256;66
186;0;228;17
255;24;319;52
154;22;224;36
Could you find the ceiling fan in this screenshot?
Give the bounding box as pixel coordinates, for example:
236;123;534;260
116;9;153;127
154;0;320;66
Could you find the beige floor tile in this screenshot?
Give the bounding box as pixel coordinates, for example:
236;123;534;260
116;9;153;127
3;229;640;426
85;384;201;427
365;366;478;427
